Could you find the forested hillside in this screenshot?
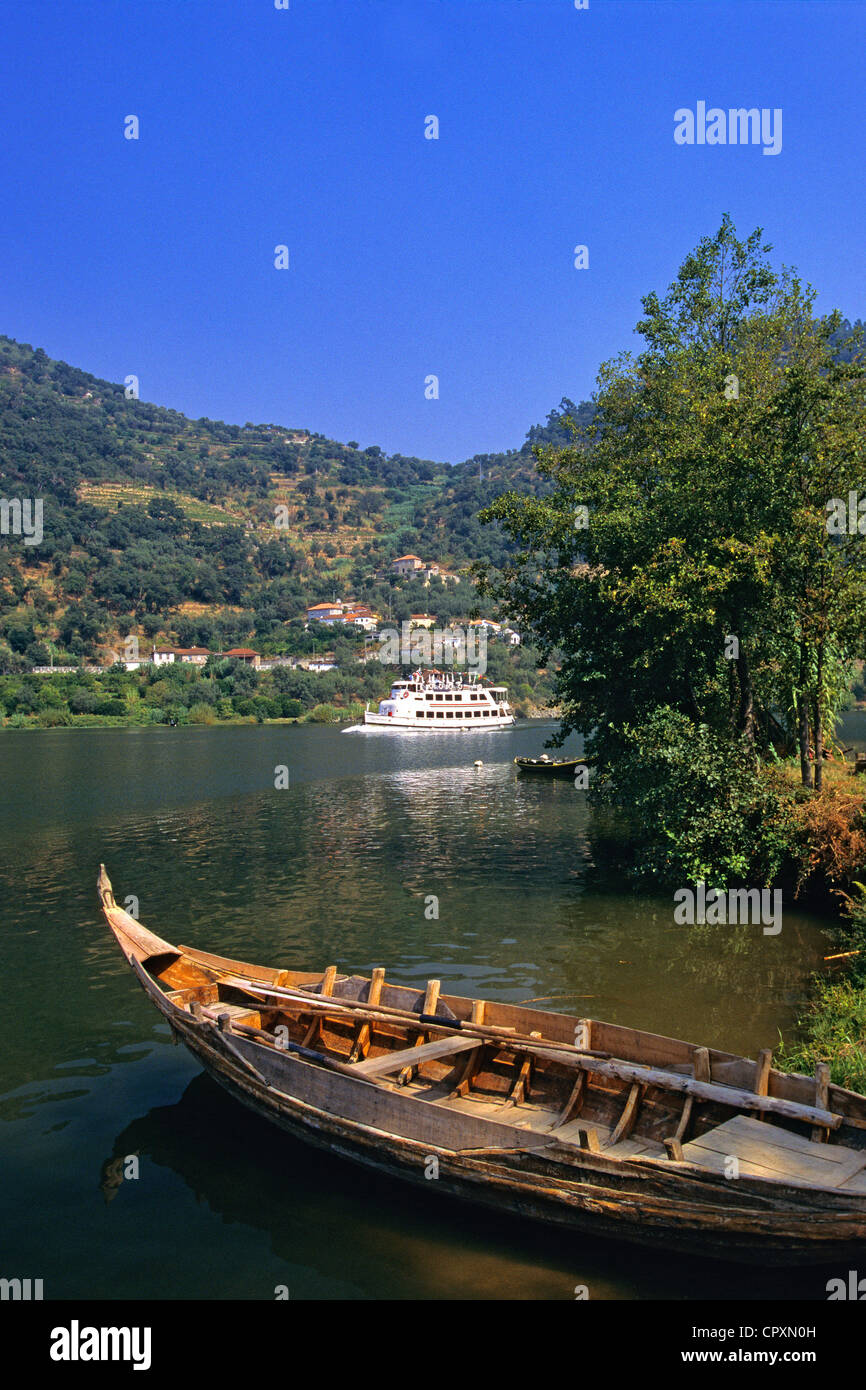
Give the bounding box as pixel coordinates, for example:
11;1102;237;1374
0;334;585;668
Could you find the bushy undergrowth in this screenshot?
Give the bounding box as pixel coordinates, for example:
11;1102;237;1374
777;883;866;1092
590;707;798;888
777;974;866;1094
779;778;866;894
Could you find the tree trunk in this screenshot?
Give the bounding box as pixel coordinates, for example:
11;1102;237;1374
797;692;813;788
736;647;755;746
728;656;739;733
797;642;814;788
814;642;824;792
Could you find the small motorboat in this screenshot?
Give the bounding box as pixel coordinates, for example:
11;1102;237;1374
513;754;587;777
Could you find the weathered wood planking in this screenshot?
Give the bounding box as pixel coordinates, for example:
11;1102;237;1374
97;863;866;1265
683;1116;866;1188
353;1035;480;1077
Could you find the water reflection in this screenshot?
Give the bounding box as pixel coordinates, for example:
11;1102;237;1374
95;1073;835;1301
0;718;862;1299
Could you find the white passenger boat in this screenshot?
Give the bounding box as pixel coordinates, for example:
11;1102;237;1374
363;670;514;730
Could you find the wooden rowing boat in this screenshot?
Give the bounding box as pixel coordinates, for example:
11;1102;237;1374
513;755;585;776
98;864;866;1263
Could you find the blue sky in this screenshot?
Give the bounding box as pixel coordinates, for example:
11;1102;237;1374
1;0;863;462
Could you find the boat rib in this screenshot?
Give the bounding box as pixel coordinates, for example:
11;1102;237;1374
97;864;866;1263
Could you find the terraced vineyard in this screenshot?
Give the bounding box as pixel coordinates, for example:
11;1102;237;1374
78;481;244;526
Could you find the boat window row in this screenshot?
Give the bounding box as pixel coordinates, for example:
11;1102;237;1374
424;691;490;702
416;708;500;718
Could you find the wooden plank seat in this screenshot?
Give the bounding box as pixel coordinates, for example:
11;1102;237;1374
682;1115;866;1189
199;1001;260;1024
351;1035;480;1078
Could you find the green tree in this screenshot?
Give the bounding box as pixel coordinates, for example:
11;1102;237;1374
481;218;866;795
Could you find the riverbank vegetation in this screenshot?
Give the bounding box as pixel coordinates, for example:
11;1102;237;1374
0;635;555;727
778;885;866;1091
481;216;866;903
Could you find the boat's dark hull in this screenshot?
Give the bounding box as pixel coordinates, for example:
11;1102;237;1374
99;866;866;1266
156;995;866;1266
514;758;583;777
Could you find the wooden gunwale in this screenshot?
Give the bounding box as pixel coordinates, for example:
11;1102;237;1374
97;864;866;1263
193;979;845;1131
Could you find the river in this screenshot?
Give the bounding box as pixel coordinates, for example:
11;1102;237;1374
1;713;864;1299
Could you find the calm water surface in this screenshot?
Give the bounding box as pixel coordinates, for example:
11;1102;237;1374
2;715;864;1300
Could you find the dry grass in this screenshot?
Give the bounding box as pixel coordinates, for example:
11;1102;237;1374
766;762;866;890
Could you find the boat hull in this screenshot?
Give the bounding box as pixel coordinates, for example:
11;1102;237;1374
363;711;515;730
98;867;866;1266
135;971;866;1266
186;1017;866;1265
514;757;583;776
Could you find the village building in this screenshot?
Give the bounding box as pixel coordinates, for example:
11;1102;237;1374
221;647;260;667
174;647;210;665
296;657;338;672
390;555;460;586
344;609;379;632
392;554;425;576
256;656;295;671
306;600;380;631
306;602;344;624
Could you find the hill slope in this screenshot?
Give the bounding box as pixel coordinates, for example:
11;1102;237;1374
0;334;585;665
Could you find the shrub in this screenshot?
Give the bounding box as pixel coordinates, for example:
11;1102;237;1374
282;697;304;719
188;702;217;725
70;688;101;714
36;709;72;727
307;703;342;723
94;699;127;717
593;706;798;888
785;785;866;894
